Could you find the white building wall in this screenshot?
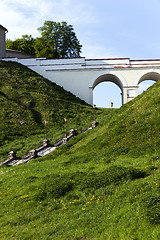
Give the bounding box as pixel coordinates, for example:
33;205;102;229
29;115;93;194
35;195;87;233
45;70;101;104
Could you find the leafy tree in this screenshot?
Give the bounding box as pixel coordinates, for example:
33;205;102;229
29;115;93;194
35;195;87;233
34;21;82;58
6;21;82;59
6;35;36;55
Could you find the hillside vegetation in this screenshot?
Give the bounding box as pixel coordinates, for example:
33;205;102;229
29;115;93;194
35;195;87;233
0;61;160;240
0;60;106;161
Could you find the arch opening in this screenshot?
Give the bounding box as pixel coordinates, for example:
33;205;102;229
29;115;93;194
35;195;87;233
138;80;155;95
92;74;123;108
138;72;160;95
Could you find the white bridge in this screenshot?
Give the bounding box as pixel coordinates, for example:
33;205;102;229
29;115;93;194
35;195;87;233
3;57;160;105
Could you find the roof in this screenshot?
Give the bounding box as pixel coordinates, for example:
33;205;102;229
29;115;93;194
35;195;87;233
0;25;8;32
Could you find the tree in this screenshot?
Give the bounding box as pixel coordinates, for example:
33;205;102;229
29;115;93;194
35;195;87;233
34;21;82;58
6;21;82;59
6;35;36;55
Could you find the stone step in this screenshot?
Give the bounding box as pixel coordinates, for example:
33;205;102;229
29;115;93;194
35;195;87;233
37;146;56;157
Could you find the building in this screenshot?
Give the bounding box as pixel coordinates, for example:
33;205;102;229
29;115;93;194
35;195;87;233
0;24;35;59
5;49;35;58
0;25;8;58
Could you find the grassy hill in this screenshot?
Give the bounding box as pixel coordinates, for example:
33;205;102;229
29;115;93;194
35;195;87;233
0;60;106;161
0;61;160;239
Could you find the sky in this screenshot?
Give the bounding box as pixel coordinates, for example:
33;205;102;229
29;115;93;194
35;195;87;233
0;0;160;108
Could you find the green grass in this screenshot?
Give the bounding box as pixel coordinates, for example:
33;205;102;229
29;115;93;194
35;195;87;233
0;60;108;161
0;61;160;239
0;154;160;240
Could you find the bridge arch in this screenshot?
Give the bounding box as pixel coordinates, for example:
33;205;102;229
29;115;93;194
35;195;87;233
89;73;127;106
90;72;127;90
136;71;160;94
138;71;160;85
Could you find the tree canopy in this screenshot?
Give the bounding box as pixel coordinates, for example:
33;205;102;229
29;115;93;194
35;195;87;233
6;35;36;55
6;21;82;59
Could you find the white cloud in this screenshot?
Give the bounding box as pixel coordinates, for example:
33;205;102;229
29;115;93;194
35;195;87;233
1;0;59;38
0;0;104;59
0;0;97;40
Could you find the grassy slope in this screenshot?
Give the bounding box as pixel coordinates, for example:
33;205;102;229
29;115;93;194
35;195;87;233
0;62;160;239
0;60;106;161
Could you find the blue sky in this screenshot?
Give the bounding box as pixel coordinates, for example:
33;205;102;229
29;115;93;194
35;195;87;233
1;0;160;107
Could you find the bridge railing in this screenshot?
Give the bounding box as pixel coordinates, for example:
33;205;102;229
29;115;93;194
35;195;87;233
130;59;160;67
2;57;160;71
